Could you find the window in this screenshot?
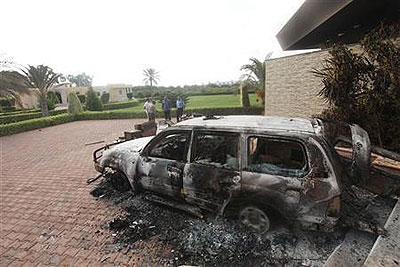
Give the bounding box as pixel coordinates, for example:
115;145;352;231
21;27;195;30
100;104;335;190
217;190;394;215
148;132;189;161
119;89;123;95
192;133;239;170
247;137;307;177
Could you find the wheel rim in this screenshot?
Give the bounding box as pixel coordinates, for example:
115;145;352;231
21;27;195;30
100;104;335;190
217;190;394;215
239;206;270;233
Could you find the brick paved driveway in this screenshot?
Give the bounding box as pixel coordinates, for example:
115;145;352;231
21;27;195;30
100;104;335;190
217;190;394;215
1;119;164;266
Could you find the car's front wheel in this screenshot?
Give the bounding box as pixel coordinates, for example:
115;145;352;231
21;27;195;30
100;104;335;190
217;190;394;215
239;206;271;234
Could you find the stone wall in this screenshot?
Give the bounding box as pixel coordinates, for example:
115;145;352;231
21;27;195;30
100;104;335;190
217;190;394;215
264;49;330;118
264;36;400;119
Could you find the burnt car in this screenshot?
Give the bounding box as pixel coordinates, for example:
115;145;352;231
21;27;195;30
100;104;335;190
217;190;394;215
93;116;372;233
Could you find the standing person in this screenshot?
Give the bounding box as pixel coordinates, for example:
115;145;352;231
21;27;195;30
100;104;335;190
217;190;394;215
148;100;157;121
162;96;171;121
176;96;185;122
143;98;151;120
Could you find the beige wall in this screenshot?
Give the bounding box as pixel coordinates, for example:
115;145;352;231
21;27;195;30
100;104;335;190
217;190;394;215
17;89;39;109
109;87;128;102
265;44;364;118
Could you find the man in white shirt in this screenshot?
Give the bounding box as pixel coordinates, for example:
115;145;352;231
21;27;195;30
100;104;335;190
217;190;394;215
143;99;151;120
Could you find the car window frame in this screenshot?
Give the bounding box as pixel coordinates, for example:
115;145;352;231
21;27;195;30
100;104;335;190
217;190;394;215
190;129;241;171
142;129;192;163
244;134;310;178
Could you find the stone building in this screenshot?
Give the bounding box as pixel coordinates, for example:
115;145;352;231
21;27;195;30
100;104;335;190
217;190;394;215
265;0;400;118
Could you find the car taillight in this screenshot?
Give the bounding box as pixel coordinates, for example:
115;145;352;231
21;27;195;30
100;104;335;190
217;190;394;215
327;196;341;217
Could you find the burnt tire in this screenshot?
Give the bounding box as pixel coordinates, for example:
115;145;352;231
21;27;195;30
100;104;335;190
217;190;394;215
110;171;132;192
239;206;271;234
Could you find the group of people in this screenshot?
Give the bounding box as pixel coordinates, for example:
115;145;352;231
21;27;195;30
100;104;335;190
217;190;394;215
143;96;185;122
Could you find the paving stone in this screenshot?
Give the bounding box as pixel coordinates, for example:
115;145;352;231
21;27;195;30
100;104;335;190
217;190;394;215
1;119;146;266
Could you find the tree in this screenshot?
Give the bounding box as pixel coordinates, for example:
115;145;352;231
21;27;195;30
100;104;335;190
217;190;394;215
85;87;103;111
46;91;60;110
240;53;271;105
314;22;400;151
67;92;84;115
100;92;110;104
67;73;92;87
143;68;160;95
127;92;133;100
240;81;251;108
20;65;61;116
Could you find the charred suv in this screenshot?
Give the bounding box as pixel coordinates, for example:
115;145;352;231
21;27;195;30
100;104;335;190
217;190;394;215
93;116;372;233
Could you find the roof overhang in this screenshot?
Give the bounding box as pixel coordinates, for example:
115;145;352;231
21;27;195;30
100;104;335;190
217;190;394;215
277;0;400;50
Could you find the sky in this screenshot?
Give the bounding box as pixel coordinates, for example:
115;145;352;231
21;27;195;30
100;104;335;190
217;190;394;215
1;0;306;86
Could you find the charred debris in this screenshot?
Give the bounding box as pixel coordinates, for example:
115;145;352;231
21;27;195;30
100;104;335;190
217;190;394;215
88;117;400;266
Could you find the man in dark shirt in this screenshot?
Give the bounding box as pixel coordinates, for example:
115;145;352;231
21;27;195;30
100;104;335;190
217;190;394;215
162;96;171;121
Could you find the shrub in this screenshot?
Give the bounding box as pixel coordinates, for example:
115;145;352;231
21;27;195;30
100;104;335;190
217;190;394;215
80;106;263;120
101;92;110;104
127;92;133;100
85;87;103;111
0;114;77;136
103;101;139;110
47;92;59;111
68;92;84;115
76;94;86;104
0;106;264;136
0;108;40;117
135;92;144;99
240;82;251;108
314;22;400;152
0;109;67;124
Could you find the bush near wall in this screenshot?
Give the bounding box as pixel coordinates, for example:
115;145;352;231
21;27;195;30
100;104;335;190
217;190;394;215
103;101;139;111
0;109;41;117
0;107;264;136
0;114;78;136
79;107;263;120
0;100;139;124
0;109;67;124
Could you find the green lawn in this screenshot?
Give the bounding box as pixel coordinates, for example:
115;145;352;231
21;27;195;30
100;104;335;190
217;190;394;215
123;93;261;112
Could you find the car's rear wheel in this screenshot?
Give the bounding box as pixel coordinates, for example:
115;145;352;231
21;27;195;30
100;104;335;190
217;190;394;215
239;206;271;234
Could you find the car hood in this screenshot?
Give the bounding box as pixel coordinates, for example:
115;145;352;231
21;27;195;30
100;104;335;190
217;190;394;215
99;136;154;174
109;136;154;154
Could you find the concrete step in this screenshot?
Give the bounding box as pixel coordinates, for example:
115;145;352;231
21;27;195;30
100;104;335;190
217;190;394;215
363;199;400;267
323;229;376;267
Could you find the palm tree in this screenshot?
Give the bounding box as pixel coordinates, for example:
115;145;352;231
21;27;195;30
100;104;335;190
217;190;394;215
143;68;160;94
240;53;272;104
0;71;30;107
21;65;62;116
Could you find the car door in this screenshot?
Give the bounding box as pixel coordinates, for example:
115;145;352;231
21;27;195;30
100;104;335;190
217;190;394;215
241;134;308;218
136;130;191;199
241;134;341;223
321;121;371;184
183;130;241;212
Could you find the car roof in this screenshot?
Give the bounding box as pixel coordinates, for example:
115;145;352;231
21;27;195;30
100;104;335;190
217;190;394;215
175;115;317;134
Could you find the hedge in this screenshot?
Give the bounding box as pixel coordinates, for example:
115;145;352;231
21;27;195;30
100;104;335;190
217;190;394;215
103;101;139;111
0;109;41;117
78;107;263;120
0;109;67;124
0;114;78;136
0;107;263;136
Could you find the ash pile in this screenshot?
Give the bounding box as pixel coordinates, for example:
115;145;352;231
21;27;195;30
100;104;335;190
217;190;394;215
89;172;394;267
